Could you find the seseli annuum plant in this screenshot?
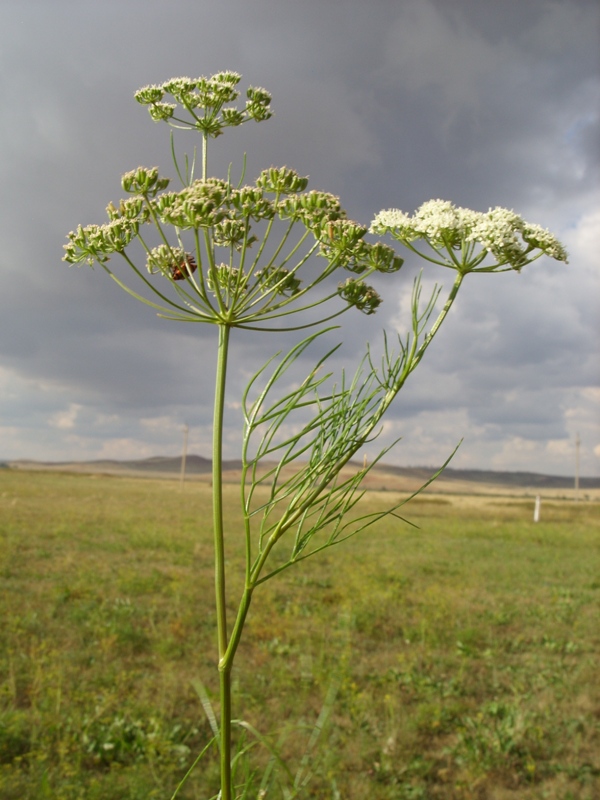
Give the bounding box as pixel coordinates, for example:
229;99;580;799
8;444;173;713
64;71;567;799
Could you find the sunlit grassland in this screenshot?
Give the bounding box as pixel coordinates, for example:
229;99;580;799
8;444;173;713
0;470;598;799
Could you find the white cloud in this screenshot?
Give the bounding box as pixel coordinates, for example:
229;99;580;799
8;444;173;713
139;415;181;432
582;387;600;404
49;403;82;430
546;439;573;458
564;208;600;265
491;436;544;472
91;412;121;428
95;438;158;460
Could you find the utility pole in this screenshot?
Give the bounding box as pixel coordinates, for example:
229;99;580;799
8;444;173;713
180;423;189;490
574;432;580;502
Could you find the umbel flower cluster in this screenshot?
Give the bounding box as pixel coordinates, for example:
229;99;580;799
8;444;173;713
371;200;568;273
134;71;273;133
64;72;567;330
64;166;403;326
63;71;409;326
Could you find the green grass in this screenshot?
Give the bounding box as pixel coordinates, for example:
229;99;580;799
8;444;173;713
0;471;598;799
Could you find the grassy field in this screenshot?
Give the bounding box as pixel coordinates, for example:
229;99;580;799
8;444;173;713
0;470;598;799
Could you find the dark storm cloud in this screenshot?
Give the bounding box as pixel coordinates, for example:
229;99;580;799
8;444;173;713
0;0;598;474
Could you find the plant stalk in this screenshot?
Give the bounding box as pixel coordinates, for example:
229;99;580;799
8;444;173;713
212;322;232;800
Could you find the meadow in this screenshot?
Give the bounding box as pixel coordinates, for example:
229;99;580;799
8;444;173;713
0;469;598;799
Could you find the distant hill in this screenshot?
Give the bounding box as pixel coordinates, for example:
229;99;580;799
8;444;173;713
5;455;599;491
370;463;600;490
7;454;240;475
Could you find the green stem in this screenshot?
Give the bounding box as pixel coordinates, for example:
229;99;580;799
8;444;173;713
219;670;232;800
212;323;232;800
409;271;464;376
222;587;253;669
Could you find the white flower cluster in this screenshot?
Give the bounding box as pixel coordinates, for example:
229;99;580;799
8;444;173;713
371;200;472;246
472;208;568;263
371;200;568;272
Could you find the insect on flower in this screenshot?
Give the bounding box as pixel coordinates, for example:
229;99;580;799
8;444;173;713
170;253;198;281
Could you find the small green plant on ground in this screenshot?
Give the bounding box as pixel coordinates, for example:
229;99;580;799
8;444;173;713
62;72;567;798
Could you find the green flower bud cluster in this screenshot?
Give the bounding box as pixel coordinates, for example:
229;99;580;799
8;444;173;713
64;160;408;320
371;200;568;273
213;218;253;251
230;186;276;220
207;264;243;296
106;198;150;224
64;219;138;265
245;86;273;122
256;166;309;195
337;278;382;315
317;221;404;275
358;241;404;274
64;149;408;323
121;166;170;196
64;180;160;266
154;179;231;229
134;72;272;138
279;190;345;232
255;267;301;297
319;219;367;261
152;179;276;237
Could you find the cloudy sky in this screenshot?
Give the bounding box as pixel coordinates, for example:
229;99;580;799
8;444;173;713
1;0;598;476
